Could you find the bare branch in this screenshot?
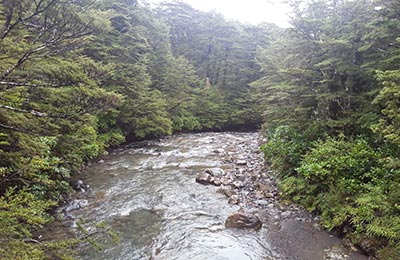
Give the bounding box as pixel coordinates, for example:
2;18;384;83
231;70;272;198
0;122;28;133
0;81;66;89
0;105;48;117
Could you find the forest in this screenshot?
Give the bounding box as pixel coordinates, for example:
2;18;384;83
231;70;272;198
0;0;399;259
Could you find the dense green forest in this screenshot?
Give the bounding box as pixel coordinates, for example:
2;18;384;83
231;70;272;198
0;0;399;259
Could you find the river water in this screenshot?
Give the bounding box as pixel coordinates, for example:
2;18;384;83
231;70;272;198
60;132;368;260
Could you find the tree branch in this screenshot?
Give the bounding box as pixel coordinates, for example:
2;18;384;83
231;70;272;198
0;105;48;117
0;0;58;40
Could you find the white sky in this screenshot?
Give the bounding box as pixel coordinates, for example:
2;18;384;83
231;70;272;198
144;0;291;28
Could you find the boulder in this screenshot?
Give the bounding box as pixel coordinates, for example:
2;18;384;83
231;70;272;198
225;212;262;230
195;172;215;185
70;179;88;192
228;195;240;205
196;168;225;186
231;180;245;189
216;186;237;197
205;168;225;178
359;238;382;255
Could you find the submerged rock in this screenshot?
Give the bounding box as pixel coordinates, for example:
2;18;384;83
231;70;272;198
70;179;88;192
64;199;88;212
225;212;262;230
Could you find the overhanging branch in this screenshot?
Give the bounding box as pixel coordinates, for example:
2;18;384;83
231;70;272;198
0;105;48;117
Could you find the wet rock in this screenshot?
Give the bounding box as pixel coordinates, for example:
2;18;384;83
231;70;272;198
255;191;265;199
264;192;275;198
228;195;240;205
231;180;245;189
323;246;350;260
216;186;237;197
98;159;105;163
225;212;262;230
343;238;358;252
281;211;291;218
213;149;225;154
359;238;382;255
313;222;322;231
236;168;245;175
213;179;222;186
236;160;247;166
70;180;88;192
220;177;232;186
258;183;271;193
195;172;215;185
64;199;88;212
205;168;225;178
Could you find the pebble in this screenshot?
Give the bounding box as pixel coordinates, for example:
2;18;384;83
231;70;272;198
236;160;247;166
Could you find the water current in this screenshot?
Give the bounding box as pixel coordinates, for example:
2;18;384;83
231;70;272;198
60;132;368;260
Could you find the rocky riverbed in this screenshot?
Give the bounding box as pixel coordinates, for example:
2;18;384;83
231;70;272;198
53;132;368;260
193;133;369;260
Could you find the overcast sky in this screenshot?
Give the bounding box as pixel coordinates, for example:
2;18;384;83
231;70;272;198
143;0;291;27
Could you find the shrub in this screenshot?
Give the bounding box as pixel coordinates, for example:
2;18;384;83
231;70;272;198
260;125;316;177
282;134;400;257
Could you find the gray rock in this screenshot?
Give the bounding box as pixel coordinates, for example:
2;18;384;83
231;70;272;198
195;172;215;185
225;212;262;230
323;246;350;260
236;160;247;166
216;186;237;197
255;191;265;199
213;149;225;154
264;192;275;198
228;195;240;205
232;180;245;188
70;179;88;192
205;168;225;178
255;200;270;206
64;199;88;212
360;239;381;255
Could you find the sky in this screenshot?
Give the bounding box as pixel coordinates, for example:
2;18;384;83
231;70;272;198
144;0;291;28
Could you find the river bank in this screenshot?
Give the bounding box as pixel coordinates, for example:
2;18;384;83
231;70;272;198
193;133;369;260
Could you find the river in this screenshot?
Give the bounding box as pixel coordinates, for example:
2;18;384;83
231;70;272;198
58;132;368;260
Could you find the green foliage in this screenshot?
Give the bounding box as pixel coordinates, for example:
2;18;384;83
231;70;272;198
260;126;319;177
276;135;400;255
0;188;77;260
372;70;400;147
256;1;400;257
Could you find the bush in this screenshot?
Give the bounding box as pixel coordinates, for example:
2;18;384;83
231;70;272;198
260;125;315;177
279;134;400;257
